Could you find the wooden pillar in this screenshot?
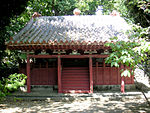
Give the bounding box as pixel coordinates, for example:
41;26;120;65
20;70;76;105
89;57;93;93
96;61;98;84
58;56;62;93
121;76;125;93
103;58;105;85
121;65;125;93
27;55;31;93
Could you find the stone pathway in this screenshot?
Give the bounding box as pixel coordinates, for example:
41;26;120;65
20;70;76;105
0;91;150;113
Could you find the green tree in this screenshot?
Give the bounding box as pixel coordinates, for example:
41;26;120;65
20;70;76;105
0;0;29;78
124;0;150;27
104;0;150;77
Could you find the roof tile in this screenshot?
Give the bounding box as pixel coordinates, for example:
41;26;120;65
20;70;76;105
8;15;130;46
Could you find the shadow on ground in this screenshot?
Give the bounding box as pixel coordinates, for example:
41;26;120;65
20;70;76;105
0;92;150;113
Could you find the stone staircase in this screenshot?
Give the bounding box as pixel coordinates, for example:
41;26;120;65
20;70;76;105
7;88;150;102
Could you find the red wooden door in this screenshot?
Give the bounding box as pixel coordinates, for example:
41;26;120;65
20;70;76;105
61;67;90;93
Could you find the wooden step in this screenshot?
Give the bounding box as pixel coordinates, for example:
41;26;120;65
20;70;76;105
62;90;90;93
62;70;89;73
62;80;89;84
62;87;90;90
63;67;88;70
61;67;90;92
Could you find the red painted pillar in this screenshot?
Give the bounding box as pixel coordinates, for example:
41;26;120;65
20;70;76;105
89;57;93;93
27;55;31;93
103;59;105;85
96;61;98;84
121;65;125;93
121;77;125;93
58;56;62;93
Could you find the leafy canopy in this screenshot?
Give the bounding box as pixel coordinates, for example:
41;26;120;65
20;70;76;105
105;25;150;77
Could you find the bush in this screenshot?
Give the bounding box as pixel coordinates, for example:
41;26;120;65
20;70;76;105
5;73;27;91
0;81;7;97
0;79;9;97
0;73;27;97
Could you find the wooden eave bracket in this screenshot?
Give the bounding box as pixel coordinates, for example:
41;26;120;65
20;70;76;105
59;40;64;45
48;40;52;45
101;49;110;55
31;40;35;45
93;41;98;45
40;50;48;55
10;37;13;40
84;49;97;54
42;40;46;44
14;40;18;44
70;50;80;55
25;41;29;44
17;41;23;46
82;41;87;45
99;41;104;46
6;40;12;45
64;40;69;45
35;40;41;45
53;49;66;54
70;40;76;45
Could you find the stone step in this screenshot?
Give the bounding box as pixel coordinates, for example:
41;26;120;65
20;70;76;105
31;87;53;91
18;85;55;92
7;93;147;102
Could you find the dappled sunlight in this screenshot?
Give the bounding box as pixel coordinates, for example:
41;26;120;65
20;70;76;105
1;95;150;113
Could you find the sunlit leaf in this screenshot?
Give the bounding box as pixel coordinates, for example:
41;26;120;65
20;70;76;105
121;69;131;77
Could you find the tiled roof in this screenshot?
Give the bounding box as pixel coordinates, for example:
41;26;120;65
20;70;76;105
7;15;130;46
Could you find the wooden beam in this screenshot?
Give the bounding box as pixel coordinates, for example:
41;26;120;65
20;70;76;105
7;41;111;50
89;57;93;93
58;56;62;93
27;55;31;93
28;54;109;58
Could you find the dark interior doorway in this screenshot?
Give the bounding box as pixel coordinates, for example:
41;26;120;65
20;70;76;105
62;58;88;67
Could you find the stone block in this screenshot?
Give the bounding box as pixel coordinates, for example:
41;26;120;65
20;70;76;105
31;85;53;92
94;85;136;91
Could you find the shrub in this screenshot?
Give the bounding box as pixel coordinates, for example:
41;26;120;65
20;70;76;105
0;73;27;97
5;73;27;91
0;79;9;97
0;81;6;97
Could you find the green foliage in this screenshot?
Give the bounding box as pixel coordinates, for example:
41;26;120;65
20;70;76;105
5;73;27;91
128;24;150;40
18;53;27;60
0;80;8;97
13;97;23;102
124;0;150;27
2;50;20;67
121;69;131;77
105;25;150;77
0;49;20;79
0;73;27;97
75;0;117;15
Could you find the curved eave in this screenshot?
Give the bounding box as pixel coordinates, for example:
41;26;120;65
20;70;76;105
7;40;111;51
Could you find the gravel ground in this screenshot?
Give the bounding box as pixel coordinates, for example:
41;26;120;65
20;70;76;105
0;94;150;113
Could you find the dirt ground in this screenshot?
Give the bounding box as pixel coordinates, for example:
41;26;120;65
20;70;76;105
0;95;150;113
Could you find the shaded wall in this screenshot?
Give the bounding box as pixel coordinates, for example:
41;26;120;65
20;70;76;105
20;65;134;86
93;67;134;85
